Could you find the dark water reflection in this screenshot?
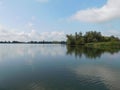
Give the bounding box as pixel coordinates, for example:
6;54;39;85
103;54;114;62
66;46;120;59
0;44;120;90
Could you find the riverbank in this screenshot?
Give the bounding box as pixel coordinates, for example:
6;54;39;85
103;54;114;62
85;41;120;49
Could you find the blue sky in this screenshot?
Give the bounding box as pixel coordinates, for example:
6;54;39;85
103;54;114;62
0;0;120;41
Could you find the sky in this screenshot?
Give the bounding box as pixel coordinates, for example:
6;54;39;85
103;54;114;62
0;0;120;41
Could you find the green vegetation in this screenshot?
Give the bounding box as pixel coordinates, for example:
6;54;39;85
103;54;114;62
85;42;120;49
66;31;120;49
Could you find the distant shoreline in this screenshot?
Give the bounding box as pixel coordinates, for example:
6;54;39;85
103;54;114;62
0;41;66;44
67;41;120;49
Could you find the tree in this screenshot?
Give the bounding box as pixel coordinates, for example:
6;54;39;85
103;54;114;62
66;31;120;45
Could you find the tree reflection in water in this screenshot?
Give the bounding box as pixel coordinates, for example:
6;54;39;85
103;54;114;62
66;45;120;59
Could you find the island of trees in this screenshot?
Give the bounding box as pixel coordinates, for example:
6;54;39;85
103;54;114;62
0;31;120;49
66;31;120;49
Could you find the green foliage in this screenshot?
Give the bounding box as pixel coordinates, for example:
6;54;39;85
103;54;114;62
66;31;120;46
84;31;102;42
66;34;76;45
85;41;120;49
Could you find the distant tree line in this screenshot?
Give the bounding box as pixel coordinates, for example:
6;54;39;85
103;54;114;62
66;31;120;45
0;41;66;44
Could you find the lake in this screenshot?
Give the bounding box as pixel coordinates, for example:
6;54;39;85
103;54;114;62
0;44;120;90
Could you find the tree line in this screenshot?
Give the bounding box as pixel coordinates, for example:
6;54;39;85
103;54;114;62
0;41;66;44
66;31;120;45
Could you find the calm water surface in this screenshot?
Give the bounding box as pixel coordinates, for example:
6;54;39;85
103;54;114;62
0;44;120;90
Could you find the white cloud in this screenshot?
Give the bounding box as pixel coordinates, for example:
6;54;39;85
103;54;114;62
71;0;120;22
0;25;66;41
103;30;120;37
36;0;49;3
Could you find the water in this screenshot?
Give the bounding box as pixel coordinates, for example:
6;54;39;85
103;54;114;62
0;44;120;90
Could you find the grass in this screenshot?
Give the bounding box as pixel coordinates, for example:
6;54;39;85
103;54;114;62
85;41;120;49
